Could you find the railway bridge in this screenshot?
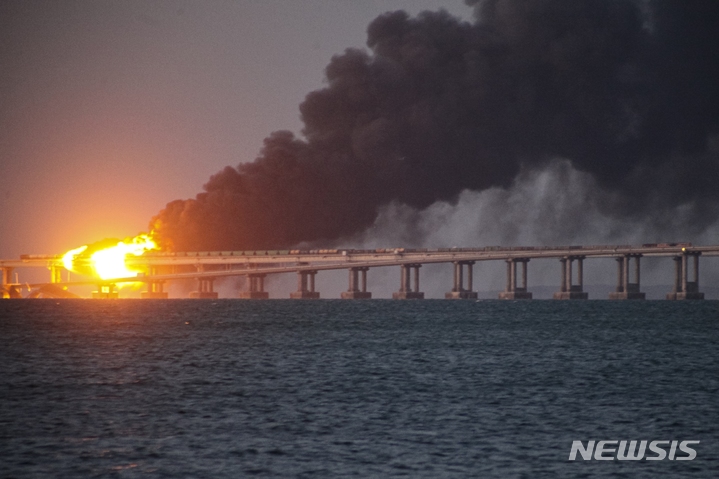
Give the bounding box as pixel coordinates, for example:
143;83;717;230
2;243;718;300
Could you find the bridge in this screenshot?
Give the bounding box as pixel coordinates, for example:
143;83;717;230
2;243;718;300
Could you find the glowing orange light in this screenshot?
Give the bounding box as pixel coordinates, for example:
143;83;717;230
62;245;88;271
90;234;157;280
62;233;158;281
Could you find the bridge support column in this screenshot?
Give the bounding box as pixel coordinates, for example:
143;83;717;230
50;265;64;284
667;253;704;300
609;255;645;299
142;282;168;299
142;281;168;299
190;277;219;299
446;261;478;299
291;270;320;299
142;266;168;299
189;264;218;298
1;267;11;287
393;264;424;299
1;267;20;299
92;283;118;299
553;256;588;299
44;263;72;298
341;267;371;299
498;258;532;299
239;274;268;299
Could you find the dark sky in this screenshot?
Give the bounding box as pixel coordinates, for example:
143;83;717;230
0;0;471;257
145;0;719;252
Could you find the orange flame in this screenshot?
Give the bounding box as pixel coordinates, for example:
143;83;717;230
62;233;158;281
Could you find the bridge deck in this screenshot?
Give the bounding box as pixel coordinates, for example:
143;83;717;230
3;244;718;287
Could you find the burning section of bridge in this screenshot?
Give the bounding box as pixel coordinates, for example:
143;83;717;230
62;233;158;283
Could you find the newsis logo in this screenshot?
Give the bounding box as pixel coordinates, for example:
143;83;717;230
568;440;699;461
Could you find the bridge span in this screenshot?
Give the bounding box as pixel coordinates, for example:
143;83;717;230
2;243;718;300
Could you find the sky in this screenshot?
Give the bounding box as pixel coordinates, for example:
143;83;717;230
0;0;472;259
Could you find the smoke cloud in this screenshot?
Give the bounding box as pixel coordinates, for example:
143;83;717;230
151;0;719;251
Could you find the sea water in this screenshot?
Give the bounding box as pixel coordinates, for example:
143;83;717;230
1;299;717;478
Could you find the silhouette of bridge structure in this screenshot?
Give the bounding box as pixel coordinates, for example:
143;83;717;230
2;243;718;300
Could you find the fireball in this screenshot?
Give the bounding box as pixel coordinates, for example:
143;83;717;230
62;233;158;281
62;245;88;271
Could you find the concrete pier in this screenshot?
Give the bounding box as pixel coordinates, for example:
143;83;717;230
667;253;704;300
239;274;269;299
498;258;532;299
190;277;218;299
1;267;11;286
190;264;219;298
341;267;371;299
291;270;320;299
609;255;645;299
50;265;63;284
92;284;118;299
446;261;478;299
553;256;588;299
1;267;20;298
142;266;168;299
393;264;424;299
142;283;168;299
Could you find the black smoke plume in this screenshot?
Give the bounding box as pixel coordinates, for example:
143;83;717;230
151;0;719;251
